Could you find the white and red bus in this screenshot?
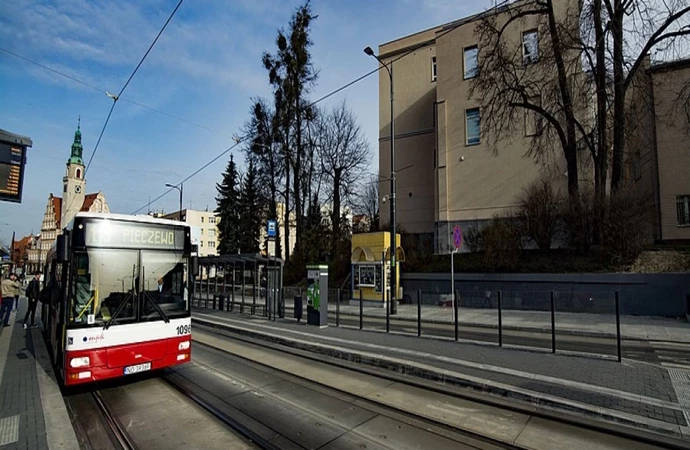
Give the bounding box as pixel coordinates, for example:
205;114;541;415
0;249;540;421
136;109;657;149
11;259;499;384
41;212;198;386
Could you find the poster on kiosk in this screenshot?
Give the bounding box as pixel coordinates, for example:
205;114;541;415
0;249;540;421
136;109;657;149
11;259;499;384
306;265;328;327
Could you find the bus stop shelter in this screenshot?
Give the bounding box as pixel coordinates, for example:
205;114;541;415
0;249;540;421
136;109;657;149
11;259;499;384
194;253;284;319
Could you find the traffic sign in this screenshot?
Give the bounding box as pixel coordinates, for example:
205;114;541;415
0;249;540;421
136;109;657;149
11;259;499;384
453;225;463;249
267;220;277;238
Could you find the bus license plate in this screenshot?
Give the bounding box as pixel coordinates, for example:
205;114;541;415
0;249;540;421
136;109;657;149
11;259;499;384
124;362;151;375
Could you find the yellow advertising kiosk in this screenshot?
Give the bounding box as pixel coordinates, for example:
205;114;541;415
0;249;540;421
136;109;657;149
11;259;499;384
350;231;404;307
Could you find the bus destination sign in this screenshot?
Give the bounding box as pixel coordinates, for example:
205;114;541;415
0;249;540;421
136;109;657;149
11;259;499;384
84;220;185;250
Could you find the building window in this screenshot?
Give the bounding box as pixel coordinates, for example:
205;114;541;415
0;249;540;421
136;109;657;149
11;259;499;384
208;241;216;248
200;241;204;247
465;108;481;145
463;46;478;79
200;228;204;235
677;196;690;227
522;30;539;64
209;216;216;224
208;229;215;237
431;56;437;82
76;169;81;179
201;217;204;223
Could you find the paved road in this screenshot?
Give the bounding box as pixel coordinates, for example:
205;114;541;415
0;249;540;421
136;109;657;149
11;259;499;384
329;314;690;368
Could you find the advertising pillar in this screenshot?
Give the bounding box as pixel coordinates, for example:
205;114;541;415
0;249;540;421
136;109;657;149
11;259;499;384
306;264;328;327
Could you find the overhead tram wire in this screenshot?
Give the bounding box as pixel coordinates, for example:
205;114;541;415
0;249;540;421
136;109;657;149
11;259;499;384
130;135;251;214
131;5;499;214
0;46;227;137
84;0;185;176
62;0;185;217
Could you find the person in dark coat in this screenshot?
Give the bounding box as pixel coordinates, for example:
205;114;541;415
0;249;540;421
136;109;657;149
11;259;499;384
23;271;41;329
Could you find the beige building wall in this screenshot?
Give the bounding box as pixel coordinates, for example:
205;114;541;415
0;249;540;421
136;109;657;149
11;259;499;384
375;1;574;253
164;209;220;257
651;60;690;242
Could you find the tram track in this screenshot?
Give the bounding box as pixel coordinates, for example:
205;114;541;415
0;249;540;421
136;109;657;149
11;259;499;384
64;389;138;450
188;321;684;449
161;374;281;450
180;326;526;450
91;390;139;450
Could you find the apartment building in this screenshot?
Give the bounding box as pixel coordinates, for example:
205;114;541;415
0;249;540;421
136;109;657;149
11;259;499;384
163;209;220;257
626;58;690;243
373;0;578;253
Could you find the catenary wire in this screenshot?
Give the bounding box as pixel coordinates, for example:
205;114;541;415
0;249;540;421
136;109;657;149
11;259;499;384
130;10;480;214
63;0;185;217
0;46;227;136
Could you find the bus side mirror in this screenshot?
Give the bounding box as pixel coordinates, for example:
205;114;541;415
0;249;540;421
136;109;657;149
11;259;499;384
56;234;68;262
191;256;199;277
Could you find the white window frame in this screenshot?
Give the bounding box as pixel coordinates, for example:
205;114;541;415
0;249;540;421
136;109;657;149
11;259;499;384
465;108;481;146
522;30;539;65
463;46;478;79
677;196;690;227
431;56;437;82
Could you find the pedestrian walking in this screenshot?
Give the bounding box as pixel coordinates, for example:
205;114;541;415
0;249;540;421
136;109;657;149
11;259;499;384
1;273;22;327
23;271;41;329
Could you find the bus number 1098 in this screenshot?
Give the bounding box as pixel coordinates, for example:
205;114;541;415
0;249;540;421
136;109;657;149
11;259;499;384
176;324;191;335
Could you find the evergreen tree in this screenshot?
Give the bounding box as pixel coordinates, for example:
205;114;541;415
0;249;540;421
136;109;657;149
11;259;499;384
239;158;262;253
215;155;241;254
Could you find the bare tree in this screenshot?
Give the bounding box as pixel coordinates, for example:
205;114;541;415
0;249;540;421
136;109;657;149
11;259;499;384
355;173;380;233
314;101;372;250
604;0;690;190
517;178;563;251
471;0;586;198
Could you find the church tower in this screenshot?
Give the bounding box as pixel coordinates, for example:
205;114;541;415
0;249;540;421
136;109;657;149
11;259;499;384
62;118;86;228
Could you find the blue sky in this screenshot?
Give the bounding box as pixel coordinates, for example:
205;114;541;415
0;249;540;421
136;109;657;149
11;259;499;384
0;0;493;244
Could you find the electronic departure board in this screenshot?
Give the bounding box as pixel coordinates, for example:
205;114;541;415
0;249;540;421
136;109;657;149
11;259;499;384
0;129;32;203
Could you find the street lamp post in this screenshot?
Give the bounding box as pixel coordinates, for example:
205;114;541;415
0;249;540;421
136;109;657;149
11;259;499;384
165;183;184;221
364;45;397;315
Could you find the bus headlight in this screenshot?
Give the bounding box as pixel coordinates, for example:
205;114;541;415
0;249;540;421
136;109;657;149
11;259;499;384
70;357;90;368
178;341;190;351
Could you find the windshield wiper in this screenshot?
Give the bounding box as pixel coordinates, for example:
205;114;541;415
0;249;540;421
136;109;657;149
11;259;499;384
104;264;137;330
142;267;170;323
103;291;134;330
142;290;170;323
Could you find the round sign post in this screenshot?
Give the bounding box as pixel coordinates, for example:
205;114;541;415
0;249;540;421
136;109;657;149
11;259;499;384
450;225;463;328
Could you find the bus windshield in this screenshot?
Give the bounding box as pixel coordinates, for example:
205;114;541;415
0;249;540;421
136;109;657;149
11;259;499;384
69;248;189;327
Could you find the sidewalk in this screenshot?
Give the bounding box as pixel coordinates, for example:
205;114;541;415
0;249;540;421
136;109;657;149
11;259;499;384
193;294;690;342
191;306;690;441
291;303;690;342
0;299;78;450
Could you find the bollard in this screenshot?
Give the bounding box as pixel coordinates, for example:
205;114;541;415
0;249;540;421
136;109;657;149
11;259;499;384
336;288;341;327
218;293;224;311
551;291;556;354
359;289;363;330
294;295;303;322
616;291;622;362
454;289;459;342
417;289;422;337
498;290;503;347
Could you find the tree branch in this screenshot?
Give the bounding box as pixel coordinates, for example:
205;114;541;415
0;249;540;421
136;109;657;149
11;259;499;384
624;6;690;91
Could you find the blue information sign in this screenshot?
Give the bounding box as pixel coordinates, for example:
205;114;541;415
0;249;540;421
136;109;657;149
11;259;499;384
267;220;277;238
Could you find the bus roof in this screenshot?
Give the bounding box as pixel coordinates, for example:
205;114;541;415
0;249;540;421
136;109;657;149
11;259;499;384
68;212;192;230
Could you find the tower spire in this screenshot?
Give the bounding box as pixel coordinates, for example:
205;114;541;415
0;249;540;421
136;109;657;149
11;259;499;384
68;117;84;165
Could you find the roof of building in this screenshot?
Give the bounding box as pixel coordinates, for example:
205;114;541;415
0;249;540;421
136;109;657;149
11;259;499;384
650;57;690;74
49;192;101;229
52;196;62;229
80;193;100;212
